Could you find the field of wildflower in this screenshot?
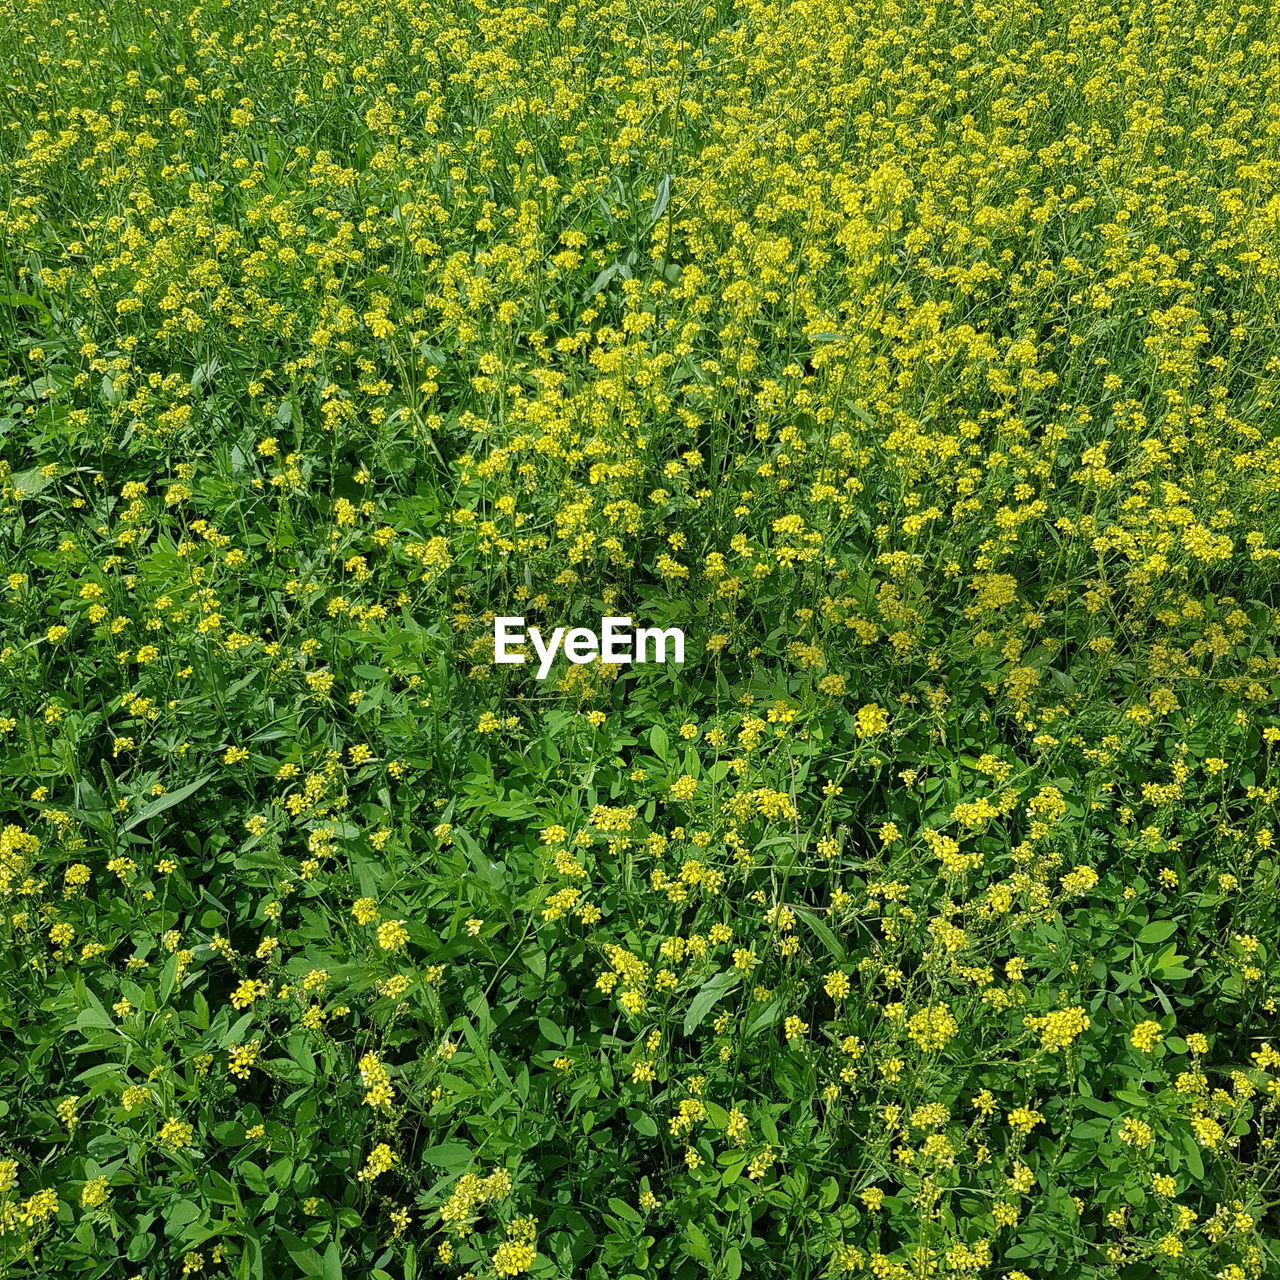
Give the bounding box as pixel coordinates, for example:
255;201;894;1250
4;0;1280;1275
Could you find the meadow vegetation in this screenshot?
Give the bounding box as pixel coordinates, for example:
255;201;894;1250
3;0;1280;1275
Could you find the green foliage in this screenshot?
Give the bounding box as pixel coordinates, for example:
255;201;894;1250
2;0;1280;1275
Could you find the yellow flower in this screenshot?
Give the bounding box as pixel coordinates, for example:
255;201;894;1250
357;1143;397;1181
1007;1107;1043;1134
907;1004;958;1052
359;1052;395;1109
1130;1020;1164;1052
230;979;268;1010
492;1241;537;1276
18;1188;58;1225
669;774;698;801
228;1041;260;1081
1023;1006;1090;1052
855;703;888;738
81;1177;110;1208
377;920;409;951
1119;1117;1153;1148
159;1118;194;1150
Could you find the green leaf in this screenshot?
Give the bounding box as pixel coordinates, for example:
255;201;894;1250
1137;920;1178;944
127;1227;155;1261
164;1199;201;1231
683;1222;712;1265
322;1240;343;1280
608;1197;641;1223
703;1101;729;1129
683;970;738;1037
279;1232;323;1275
1181;1130;1205;1179
646;174;672;230
9;466;60;497
122;774;215;832
286;1035;316;1080
794;907;846;961
265;1058;314;1084
421;1143;472;1173
747;1001;782;1036
1077;1096;1118;1118
221;1011;255;1048
159;952;180;1002
583;261;621;301
629;1109;658;1137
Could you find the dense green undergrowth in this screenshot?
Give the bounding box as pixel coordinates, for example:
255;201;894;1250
4;0;1280;1275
